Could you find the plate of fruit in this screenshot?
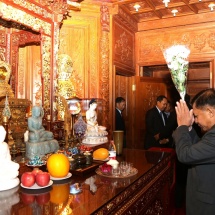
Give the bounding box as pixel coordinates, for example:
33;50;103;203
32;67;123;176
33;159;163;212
21;170;52;189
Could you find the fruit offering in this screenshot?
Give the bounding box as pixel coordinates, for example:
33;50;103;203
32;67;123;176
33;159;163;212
21;170;50;187
21;172;36;187
99;163;112;173
93;148;109;160
47;153;70;178
35;172;50;187
79;145;93;152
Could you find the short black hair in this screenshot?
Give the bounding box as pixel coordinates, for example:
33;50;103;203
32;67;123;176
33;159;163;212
157;95;167;102
89;98;97;107
191;88;215;108
116;97;125;104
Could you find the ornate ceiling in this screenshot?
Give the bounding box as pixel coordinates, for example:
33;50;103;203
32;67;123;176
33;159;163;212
95;0;215;23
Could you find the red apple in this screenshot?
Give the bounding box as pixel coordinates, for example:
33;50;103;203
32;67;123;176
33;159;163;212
36;192;50;205
21;192;35;205
32;168;42;176
35;172;50;187
21;172;36;187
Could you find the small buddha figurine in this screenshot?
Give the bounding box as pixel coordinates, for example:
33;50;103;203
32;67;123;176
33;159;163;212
86;99;99;132
28;106;53;143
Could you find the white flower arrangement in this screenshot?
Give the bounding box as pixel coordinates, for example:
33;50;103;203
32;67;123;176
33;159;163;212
163;45;190;100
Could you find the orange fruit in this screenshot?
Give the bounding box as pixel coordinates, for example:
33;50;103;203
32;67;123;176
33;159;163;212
47;153;70;178
50;183;70;204
93;148;109;160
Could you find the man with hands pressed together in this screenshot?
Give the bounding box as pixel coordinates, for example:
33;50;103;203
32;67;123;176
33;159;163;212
173;89;215;215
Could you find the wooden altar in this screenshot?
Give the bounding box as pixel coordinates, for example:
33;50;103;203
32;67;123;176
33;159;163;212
8;149;175;215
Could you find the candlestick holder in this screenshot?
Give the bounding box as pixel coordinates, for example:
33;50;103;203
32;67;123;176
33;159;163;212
20;142;26;163
2;116;9;143
10;143;17;162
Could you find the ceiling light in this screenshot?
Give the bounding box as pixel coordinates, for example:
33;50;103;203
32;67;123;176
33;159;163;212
163;0;170;7
208;3;215;11
134;4;141;12
171;9;178;16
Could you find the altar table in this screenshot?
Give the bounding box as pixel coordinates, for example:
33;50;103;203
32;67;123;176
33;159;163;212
7;149;174;215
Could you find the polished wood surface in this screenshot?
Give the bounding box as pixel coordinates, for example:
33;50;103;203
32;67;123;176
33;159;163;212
5;149;174;215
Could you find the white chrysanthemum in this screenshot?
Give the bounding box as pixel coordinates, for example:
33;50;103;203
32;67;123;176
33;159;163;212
163;45;190;100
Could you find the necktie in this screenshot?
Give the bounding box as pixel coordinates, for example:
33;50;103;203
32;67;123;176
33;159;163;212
160;112;165;126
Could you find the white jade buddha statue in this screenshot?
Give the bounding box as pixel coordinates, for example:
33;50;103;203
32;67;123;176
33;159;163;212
0;126;20;191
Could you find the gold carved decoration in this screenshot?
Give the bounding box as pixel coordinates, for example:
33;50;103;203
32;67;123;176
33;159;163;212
193;33;206;51
0;61;14;98
144;84;161;111
100;4;110;129
100;31;110;128
115;31;132;63
0;2;52;35
54;93;71;143
0;1;66;117
0;60;31;145
56;54;75;121
100;5;110;32
41;35;52;110
113;19;135;71
208;33;215;50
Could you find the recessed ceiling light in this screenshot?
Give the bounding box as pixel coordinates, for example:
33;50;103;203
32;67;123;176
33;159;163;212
171;9;178;16
163;0;170;7
209;3;215;11
134;4;141;12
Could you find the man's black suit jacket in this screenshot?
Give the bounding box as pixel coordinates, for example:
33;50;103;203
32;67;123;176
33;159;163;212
115;109;125;133
144;106;168;149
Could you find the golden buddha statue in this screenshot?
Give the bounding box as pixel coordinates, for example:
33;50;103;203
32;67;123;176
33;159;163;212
0;61;14;98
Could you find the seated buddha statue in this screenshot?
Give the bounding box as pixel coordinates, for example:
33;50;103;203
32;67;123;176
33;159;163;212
0;126;19;191
0;61;14;98
86;99;99;132
82;99;108;144
28;106;53;143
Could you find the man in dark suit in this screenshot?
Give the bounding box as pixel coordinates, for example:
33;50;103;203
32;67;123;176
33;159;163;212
161;100;178;147
115;97;126;147
144;95;170;149
173;89;215;215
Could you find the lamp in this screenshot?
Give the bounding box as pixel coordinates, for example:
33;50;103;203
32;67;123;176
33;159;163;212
163;0;170;7
209;3;215;11
171;9;178;16
66;97;81;146
134;4;141;12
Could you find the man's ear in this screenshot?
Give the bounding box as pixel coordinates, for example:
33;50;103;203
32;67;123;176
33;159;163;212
207;107;215;118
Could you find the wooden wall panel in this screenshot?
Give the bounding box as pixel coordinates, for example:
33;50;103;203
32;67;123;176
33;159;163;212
136;22;215;66
59;13;100;99
113;17;135;75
